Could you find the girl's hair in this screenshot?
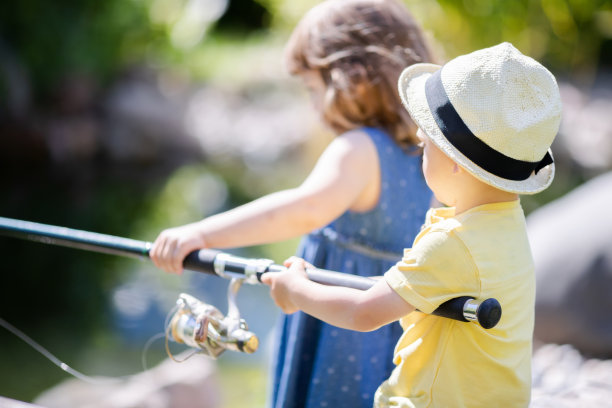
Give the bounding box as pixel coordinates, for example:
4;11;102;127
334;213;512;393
285;0;433;146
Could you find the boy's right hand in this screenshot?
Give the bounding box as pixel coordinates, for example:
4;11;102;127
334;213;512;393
150;223;207;275
261;256;311;314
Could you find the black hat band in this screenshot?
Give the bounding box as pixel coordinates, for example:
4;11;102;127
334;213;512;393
424;69;553;181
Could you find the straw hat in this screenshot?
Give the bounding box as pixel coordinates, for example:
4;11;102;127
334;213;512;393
398;42;562;194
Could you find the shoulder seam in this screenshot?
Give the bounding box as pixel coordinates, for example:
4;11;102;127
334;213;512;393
447;228;482;297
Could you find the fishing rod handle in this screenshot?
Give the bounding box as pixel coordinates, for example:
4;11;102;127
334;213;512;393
183;248;502;329
182;248;375;289
0;217;500;329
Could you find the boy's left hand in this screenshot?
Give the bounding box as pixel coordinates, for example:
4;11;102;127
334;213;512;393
261;256;310;314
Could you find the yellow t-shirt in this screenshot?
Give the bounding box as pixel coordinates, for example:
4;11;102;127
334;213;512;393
376;201;534;408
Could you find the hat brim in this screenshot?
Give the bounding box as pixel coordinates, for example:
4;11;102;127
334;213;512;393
398;63;555;195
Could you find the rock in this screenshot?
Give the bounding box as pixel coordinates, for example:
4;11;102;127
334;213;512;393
557;78;612;172
0;396;45;408
527;171;612;357
101;67;199;163
182;83;313;165
34;354;221;408
531;343;612;407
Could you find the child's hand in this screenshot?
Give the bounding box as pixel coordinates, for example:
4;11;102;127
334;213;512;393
150;223;207;275
261;256;310;314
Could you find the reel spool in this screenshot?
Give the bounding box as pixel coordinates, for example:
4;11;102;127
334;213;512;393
166;279;259;360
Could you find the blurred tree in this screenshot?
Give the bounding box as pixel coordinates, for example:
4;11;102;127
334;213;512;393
259;0;612;84
216;0;272;33
0;0;166;107
403;0;612;84
3;0;610;110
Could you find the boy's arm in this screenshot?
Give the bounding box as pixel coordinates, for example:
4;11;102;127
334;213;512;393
261;258;415;332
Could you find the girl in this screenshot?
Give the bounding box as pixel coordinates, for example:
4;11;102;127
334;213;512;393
150;1;434;406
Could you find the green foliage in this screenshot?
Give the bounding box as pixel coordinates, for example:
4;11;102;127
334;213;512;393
216;0;272;33
2;0;610;106
217;361;268;407
405;0;612;82
0;0;167;102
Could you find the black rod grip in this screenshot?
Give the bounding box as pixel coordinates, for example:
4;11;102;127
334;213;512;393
182;248;220;275
431;296;472;322
431;296;502;329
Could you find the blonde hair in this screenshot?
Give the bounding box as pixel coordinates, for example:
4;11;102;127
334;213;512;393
285;0;433;146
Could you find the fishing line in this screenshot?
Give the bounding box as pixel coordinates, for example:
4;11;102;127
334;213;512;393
0;317;130;385
140;332;167;372
162;302;201;363
0;311;205;386
1;294;228;387
141;303;183;371
164;320;199;363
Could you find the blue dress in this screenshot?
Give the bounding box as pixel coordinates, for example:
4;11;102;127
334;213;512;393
270;127;433;408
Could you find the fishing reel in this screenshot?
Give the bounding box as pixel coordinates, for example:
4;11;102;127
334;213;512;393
166;278;259;359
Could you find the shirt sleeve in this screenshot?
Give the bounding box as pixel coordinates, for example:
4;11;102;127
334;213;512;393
384;228;480;314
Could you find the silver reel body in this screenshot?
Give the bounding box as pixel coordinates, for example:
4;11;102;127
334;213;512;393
167;278;259;359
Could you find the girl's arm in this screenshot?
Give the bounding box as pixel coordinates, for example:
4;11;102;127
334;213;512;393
151;130;381;274
261;258;415;331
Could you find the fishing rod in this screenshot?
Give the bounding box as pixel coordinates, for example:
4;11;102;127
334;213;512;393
0;216;501;359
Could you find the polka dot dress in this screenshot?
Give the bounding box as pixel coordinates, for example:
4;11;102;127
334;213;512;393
269;128;432;408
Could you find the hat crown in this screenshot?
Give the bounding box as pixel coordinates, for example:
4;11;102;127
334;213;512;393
440;42;561;162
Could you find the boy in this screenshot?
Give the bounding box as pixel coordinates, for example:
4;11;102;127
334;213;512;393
262;42;561;407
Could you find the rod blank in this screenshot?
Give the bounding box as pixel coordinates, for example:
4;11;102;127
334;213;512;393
0;217;150;258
